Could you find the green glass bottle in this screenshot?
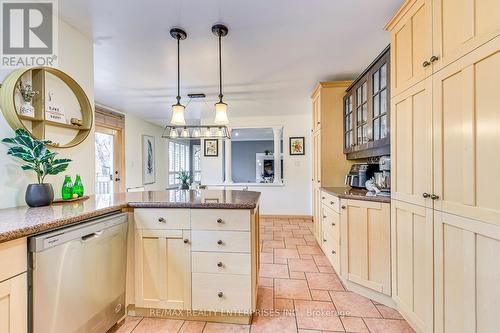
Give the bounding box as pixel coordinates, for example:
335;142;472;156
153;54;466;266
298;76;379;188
73;174;84;197
61;175;73;200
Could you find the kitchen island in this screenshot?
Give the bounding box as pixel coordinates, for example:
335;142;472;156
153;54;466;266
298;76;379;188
0;189;261;332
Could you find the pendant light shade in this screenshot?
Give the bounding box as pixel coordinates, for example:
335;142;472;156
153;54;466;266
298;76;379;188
212;24;229;125
170;28;187;126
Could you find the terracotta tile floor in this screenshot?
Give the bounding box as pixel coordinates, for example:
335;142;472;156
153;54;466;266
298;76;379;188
110;217;415;333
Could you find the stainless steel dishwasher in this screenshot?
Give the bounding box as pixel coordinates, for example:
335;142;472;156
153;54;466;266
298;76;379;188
29;212;128;333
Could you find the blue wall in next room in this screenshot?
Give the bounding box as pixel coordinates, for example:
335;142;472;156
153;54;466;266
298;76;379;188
231;140;274;183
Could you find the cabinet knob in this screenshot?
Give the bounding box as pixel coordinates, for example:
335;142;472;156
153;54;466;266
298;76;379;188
341;205;346;209
323;239;327;242
331;223;336;226
317;121;320;125
217;218;223;224
158;217;166;223
330;201;334;205
422;193;430;198
217;262;223;268
217;240;224;245
323;215;326;219
422;60;431;68
321;197;325;200
183;239;189;244
430;194;440;200
429;55;439;63
217;292;224;298
331;250;336;255
317;180;320;183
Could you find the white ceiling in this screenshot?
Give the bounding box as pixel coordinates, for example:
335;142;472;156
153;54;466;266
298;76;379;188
59;0;402;126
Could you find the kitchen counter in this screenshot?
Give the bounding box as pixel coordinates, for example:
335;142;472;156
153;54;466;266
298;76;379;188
0;189;261;243
321;187;391;203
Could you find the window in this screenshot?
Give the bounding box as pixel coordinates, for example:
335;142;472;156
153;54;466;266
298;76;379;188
192;145;201;182
168;141;190;186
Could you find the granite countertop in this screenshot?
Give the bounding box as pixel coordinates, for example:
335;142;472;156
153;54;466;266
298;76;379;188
321;187;391;203
0;189;261;243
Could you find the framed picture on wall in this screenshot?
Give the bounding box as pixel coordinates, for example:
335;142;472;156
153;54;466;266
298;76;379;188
289;137;305;155
204;139;218;157
142;135;156;184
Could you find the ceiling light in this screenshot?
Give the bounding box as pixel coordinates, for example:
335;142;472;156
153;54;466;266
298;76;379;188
181;127;189;138
169;127;178;138
212;24;229;125
162;125;231;140
169;27;187;126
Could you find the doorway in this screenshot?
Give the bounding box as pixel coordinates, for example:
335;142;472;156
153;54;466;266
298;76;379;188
94;108;125;194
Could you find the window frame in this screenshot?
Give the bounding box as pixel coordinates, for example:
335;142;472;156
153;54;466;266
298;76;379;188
168;140;191;187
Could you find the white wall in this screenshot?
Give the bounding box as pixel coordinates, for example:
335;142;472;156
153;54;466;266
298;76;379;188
0;20;95;209
124;113;168;191
200;114;312;216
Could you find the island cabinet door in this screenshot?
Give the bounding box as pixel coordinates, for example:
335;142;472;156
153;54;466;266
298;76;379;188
340;200;391;296
391;200;433;333
434;211;500;333
0;273;27;333
134;229;191;310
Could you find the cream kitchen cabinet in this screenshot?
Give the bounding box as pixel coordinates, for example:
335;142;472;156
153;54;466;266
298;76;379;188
386;0;433;97
432;0;500;72
391;200;434;333
0;273;27;333
320;201;341;273
390;78;433;208
134;228;191;310
340;199;391;296
433;36;500;226
434;211;500;333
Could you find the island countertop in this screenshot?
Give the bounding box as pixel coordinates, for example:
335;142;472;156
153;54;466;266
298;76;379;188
0;190;261;243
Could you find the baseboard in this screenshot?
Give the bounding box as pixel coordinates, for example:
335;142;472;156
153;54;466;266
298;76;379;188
261;214;313;221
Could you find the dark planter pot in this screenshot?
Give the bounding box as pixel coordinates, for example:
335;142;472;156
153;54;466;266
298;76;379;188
26;183;54;207
179;182;190;190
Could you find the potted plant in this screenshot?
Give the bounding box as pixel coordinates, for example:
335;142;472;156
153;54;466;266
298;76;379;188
177;170;191;190
2;128;71;207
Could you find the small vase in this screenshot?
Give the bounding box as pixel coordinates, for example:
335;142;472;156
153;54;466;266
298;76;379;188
179;182;189;190
26;183;54;207
20;101;35;117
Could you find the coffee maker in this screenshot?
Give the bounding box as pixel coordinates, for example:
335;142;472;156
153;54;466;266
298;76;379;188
374;156;391;192
345;163;378;189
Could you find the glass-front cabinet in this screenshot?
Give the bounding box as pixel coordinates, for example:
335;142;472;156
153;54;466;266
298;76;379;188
344;46;390;159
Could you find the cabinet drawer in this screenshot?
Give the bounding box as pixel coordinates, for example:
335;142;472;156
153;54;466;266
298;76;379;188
192;252;251;275
192;273;251;311
191;231;250;253
0;238;27;283
134;209;190;230
321;192;340;213
322;207;340;241
191;209;250;231
323;238;340;273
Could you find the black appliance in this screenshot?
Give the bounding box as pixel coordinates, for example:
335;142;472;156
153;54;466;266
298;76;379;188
345;163;378;189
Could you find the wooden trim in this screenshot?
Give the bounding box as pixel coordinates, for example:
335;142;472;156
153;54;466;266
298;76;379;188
260;214;312;221
384;0;419;31
311;81;353;98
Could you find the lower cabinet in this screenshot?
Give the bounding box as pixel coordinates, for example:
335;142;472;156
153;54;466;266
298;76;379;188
391;200;433;333
134;229;191;309
0;273;27;333
341;199;391;296
192;273;251;311
313;187;322;243
434;211;500;333
320;204;341;273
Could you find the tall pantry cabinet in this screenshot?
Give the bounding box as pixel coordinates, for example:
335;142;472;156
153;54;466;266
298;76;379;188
311;82;353;243
386;0;500;332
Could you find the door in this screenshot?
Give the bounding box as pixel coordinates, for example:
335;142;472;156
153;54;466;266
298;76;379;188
391;200;433;333
432;0;500;71
434;211;500;333
391;78;433;207
389;0;433;96
134;229;191;309
433;37;500;225
0;273;26;333
340;200;391;295
95;125;124;194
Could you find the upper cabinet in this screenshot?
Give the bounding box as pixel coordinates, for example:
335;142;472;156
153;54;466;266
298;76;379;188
386;0;500;97
344;47;391;159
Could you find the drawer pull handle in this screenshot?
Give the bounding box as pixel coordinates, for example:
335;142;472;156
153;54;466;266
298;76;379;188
217;262;223;268
158;217;166;223
422;192;430;198
321;197;325;200
323;239;327;242
430;194;440;200
217;292;224;298
323;215;326;219
217;240;224;245
341;205;346;209
217;218;223;224
422;60;431;68
331;223;336;226
183;239;189;244
331;250;336;255
429;55;439;63
330;201;334;205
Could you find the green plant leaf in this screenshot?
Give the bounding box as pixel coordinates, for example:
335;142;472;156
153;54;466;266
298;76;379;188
21;165;37;171
1;138;16;144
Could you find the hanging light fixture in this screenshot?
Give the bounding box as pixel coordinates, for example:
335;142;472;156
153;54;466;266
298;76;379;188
212;24;229;125
169;27;187;125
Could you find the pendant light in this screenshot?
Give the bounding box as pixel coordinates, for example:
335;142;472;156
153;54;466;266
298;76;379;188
170;28;187;125
212;24;229;125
